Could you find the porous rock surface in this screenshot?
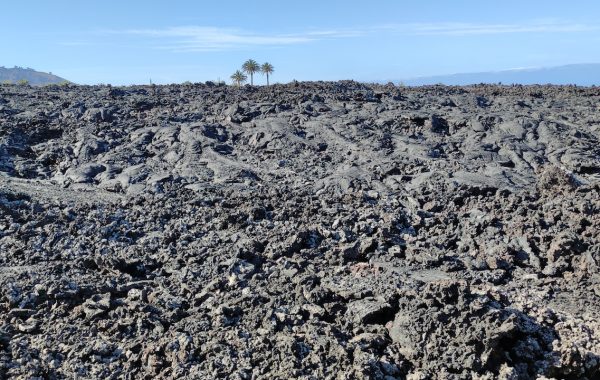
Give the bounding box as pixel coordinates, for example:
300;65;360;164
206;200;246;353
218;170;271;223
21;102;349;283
0;81;599;379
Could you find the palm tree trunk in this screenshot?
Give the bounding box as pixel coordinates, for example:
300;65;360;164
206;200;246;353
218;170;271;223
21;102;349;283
267;73;269;86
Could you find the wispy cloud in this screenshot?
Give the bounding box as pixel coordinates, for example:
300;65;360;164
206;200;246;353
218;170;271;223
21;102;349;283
58;41;94;47
112;26;319;52
401;21;599;36
99;20;600;52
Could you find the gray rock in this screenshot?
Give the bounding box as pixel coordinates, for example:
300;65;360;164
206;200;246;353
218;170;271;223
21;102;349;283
346;297;393;325
0;82;599;379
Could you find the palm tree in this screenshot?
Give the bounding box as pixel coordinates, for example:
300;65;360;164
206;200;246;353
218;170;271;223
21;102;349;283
230;70;247;87
242;59;260;85
261;62;274;86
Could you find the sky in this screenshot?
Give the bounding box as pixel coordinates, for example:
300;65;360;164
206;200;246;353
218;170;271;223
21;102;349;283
2;1;600;85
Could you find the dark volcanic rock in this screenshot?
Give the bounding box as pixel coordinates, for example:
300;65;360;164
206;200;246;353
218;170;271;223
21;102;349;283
0;82;599;379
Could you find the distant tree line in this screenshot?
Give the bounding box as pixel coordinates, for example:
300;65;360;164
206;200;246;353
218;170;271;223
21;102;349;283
230;59;274;87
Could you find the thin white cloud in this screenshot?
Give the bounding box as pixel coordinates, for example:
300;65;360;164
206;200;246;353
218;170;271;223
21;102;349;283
116;26;316;52
58;41;93;46
383;21;600;36
304;29;367;38
101;20;600;52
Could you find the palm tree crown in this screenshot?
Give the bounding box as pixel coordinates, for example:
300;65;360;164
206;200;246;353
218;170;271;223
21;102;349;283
261;62;274;86
230;70;247;87
242;59;260;85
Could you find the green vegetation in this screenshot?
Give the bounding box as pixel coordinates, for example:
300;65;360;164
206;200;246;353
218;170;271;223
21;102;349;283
230;70;247;87
17;79;29;86
242;59;260;85
231;60;275;87
261;62;274;86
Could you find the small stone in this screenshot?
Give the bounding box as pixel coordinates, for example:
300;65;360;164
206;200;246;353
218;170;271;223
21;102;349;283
17;319;40;333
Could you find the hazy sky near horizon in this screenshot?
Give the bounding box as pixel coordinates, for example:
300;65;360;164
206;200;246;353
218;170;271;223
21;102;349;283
3;1;600;85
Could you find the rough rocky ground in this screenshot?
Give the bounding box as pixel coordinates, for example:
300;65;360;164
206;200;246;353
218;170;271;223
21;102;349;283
0;81;599;379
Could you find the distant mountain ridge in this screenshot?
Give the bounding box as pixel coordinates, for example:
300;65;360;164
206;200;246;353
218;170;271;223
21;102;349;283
397;63;600;86
0;66;69;85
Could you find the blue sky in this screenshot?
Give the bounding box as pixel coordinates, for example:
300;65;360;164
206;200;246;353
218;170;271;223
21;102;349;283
3;1;600;84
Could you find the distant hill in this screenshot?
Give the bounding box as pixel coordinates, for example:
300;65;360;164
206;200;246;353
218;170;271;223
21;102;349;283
0;66;69;86
398;63;600;86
